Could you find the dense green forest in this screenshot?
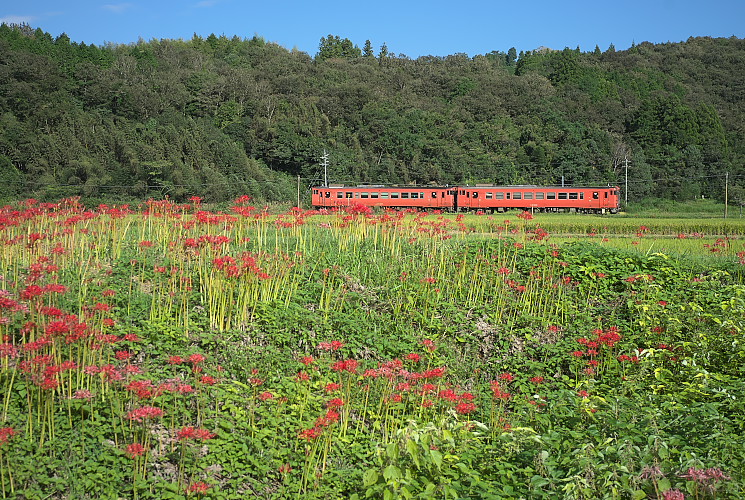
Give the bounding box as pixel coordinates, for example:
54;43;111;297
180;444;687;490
0;23;743;205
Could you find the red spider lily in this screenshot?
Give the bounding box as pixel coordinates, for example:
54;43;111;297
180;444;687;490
0;427;17;446
188;353;206;364
38;377;59;390
187;481;210;495
577;390;589;398
0;343;19;359
421;383;437;394
326;398;344;409
115;350;133;361
72;389;94;400
422;367;446;379
168;355;183;365
325;383;341;393
300;355;314;365
177;384;194;394
317;409;340;426
499;372;514;382
295;371;310;382
530;376;545;384
331;359;358;374
126;406;164;422
125;442;147;459
388;393;403;403
438;389;458;402
176;427;216;441
455;402;477;415
259;392;274;401
298;426;323;441
317;340;344;351
490;381;511;400
278;463;292;474
199;375;217;385
406;353;421;363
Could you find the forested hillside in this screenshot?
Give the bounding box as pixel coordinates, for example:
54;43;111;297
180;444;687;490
1;23;743;204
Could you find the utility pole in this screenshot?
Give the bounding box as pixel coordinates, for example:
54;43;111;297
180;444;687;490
724;171;729;219
321;150;329;187
624;155;629;206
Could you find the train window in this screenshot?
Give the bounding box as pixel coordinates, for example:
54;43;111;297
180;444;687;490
547;192;556;199
506;193;511;200
513;192;522;200
411;193;419;199
593;192;599;199
580;193;584;200
391;192;399;199
558;193;568;200
346;192;352;198
325;192;330;198
380;192;389;199
431;192;437;198
496;192;504;200
420;192;424;199
524;192;533;200
535;193;544;200
485;192;493;199
361;192;369;199
313;189;318;194
371;193;379;198
336;192;343;198
354;193;360;199
472;192;478;198
569;193;578;200
604;192;608;198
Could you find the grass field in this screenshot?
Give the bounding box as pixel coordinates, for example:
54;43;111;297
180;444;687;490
0;198;743;499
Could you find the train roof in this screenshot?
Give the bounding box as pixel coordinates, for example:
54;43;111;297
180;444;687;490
313;184;619;189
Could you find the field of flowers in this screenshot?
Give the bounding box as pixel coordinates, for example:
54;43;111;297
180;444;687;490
1;197;744;499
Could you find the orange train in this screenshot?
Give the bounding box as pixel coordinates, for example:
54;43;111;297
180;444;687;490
312;185;620;214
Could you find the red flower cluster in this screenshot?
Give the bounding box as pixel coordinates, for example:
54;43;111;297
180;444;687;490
176;426;216;441
125;442;147;459
0;427;16;446
317;340;344;351
126;406;164;422
330;359;358;374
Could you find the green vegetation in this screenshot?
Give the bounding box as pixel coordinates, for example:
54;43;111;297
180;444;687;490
0;23;743;205
1;199;744;498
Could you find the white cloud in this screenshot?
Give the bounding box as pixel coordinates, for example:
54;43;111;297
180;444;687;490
0;15;36;25
102;3;134;14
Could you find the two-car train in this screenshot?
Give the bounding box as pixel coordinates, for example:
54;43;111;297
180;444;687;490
312;185;620;214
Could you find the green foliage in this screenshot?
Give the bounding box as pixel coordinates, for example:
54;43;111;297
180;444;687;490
1;206;745;498
0;23;744;205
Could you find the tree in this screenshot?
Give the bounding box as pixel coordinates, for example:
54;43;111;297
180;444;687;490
506;47;517;66
363;40;374;58
378;42;388;63
316;34;361;61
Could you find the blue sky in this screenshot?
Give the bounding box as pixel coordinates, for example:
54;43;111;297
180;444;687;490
2;0;744;58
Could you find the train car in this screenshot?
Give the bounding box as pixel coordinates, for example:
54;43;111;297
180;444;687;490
455;185;620;214
311;185;455;210
311;184;621;214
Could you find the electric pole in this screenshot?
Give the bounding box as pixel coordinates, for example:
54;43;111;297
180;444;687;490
624;155;629;206
725;171;729;219
321;150;329;187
